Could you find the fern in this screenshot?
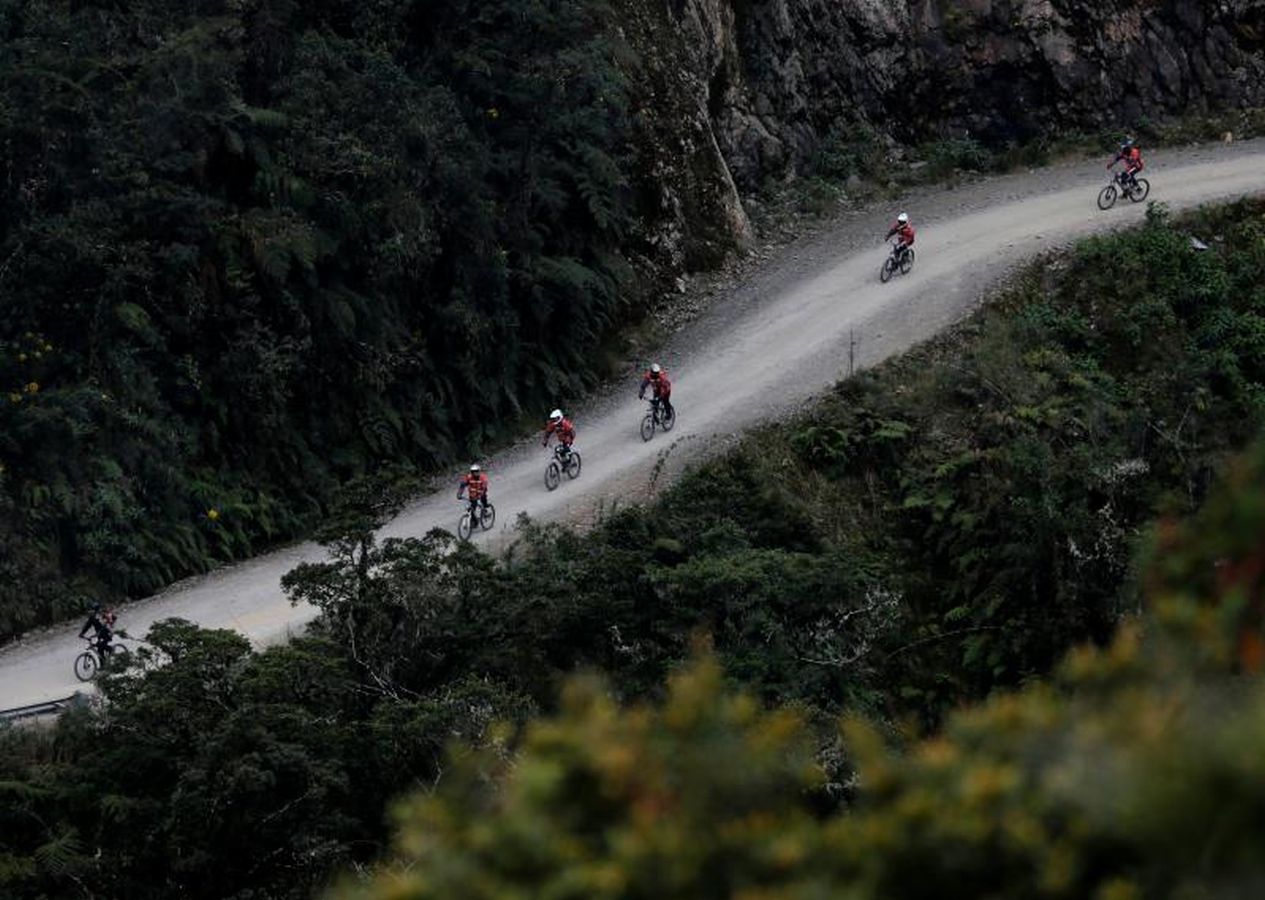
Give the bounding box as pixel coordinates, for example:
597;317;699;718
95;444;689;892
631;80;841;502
33;828;83;878
0;779;50;801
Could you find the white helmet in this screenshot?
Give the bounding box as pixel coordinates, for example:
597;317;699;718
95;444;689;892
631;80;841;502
549;408;563;422
896;212;909;224
469;463;481;473
650;363;661;374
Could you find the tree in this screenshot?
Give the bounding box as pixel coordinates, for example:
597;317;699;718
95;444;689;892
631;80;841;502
0;0;642;640
338;440;1265;900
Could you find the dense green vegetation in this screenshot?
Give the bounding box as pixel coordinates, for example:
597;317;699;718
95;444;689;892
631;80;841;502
2;201;1263;899
0;0;644;640
341;444;1265;898
4;0;1259;648
352;197;1264;725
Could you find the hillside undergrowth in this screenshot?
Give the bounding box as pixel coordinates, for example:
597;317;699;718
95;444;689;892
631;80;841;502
0;0;644;640
2;199;1263;899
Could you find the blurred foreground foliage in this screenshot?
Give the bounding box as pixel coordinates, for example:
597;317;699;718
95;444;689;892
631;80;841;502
344;439;1265;900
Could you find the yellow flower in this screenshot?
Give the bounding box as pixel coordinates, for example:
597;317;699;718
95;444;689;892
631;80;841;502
18;353;26;362
487;107;500;119
24;382;39;394
8;393;21;404
207;508;220;521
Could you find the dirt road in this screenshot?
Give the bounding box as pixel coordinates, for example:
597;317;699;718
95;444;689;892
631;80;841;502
3;141;1262;710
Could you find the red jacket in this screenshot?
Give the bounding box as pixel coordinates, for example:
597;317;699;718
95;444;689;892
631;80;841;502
458;472;488;500
1112;146;1143;172
544;417;576;446
886;222;915;246
640;370;672;399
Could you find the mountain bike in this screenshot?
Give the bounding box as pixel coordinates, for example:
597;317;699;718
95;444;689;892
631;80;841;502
457;499;496;540
879;240;915;283
640;397;676;441
544;444;582;491
74;636;129;682
1097;168;1150;210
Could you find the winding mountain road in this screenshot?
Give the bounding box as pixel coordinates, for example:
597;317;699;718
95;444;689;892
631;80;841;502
3;140;1263;710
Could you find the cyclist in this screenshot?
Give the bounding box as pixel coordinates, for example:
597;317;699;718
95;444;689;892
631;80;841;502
1109;137;1144;188
639;363;674;419
885;212;915;264
543;409;576;459
78;602;117;658
457;463;490;520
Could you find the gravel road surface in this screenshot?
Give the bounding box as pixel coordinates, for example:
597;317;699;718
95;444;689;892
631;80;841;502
3;140;1262;710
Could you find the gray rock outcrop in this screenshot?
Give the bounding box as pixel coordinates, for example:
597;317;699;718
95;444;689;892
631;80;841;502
660;0;1265;190
615;0;1265;280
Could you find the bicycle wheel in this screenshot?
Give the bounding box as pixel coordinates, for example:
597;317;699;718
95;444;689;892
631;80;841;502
480;504;496;531
640;413;655;441
899;249;915;275
457;512;473;540
661;406;676;432
879;256;895;283
74;651;98;682
1097;185;1117;210
566;451;582;480
544;461;560;491
1128;178;1150;202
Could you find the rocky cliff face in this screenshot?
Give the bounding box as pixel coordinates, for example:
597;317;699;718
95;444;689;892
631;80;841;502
614;0;756;277
634;0;1265;195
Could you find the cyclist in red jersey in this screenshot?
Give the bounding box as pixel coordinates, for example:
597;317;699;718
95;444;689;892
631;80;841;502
457;463;490;518
885;212;915;265
638;363;674;418
1109;137;1144;188
543;409;576;459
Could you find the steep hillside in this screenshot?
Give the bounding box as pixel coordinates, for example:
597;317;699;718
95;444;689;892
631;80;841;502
2;0;1263;641
347;437;1265;900
0;0;661;637
2;198;1265;900
643;0;1265;190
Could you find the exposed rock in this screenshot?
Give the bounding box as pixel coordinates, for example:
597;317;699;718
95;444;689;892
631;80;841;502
615;0;1265;296
663;0;1265;191
613;0;754;284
